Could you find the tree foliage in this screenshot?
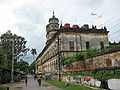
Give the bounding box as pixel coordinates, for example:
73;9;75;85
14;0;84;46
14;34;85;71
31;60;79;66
30;48;37;73
29;61;35;74
0;30;29;69
0;47;6;68
16;59;29;72
30;48;37;56
30;48;37;61
0;30;29;59
61;45;120;66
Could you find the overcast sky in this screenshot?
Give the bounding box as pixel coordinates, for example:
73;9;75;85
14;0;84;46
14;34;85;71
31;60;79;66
0;0;120;63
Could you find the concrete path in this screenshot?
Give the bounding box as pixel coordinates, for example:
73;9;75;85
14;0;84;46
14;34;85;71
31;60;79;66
0;75;62;90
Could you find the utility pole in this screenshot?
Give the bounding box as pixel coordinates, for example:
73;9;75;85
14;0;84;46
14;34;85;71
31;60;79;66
58;36;61;81
36;60;38;74
11;39;14;82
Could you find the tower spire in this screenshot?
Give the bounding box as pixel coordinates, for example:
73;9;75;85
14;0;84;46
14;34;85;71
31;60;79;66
52;10;55;18
53;10;54;15
60;20;63;28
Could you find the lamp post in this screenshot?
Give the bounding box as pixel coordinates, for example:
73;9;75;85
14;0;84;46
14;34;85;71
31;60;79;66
11;39;14;82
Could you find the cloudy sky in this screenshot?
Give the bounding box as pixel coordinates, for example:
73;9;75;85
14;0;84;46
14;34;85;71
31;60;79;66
0;0;120;63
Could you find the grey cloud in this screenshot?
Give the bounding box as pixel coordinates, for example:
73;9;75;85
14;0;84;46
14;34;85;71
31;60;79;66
15;23;35;32
14;3;45;24
13;2;46;58
14;2;46;36
10;0;120;63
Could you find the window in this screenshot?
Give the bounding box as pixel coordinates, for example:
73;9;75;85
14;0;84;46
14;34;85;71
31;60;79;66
86;42;90;49
100;42;104;49
69;41;74;51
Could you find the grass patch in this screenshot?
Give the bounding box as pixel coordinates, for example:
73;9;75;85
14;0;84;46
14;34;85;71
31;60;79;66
0;86;7;90
45;79;94;90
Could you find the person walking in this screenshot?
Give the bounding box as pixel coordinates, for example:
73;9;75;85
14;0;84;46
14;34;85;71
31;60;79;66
25;75;28;86
34;73;37;80
37;75;42;86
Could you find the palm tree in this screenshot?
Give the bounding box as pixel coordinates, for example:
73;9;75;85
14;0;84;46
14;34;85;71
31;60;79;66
30;48;37;58
30;48;37;73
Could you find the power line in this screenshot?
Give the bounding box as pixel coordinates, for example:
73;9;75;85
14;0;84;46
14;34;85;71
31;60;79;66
72;0;88;18
97;1;120;27
78;0;88;10
98;14;120;27
109;30;120;36
108;27;120;39
91;0;120;27
82;0;120;41
75;0;101;24
86;5;120;28
110;22;120;29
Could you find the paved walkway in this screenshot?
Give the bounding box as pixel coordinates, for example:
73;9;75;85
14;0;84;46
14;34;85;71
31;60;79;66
0;75;62;90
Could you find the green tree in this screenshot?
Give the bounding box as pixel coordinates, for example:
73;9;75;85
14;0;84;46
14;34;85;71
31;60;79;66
0;30;29;69
30;48;37;72
0;47;6;68
16;59;29;72
30;48;37;59
29;61;35;74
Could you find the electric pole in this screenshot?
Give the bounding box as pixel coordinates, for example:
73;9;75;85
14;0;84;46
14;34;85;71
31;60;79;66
58;36;61;81
11;39;14;82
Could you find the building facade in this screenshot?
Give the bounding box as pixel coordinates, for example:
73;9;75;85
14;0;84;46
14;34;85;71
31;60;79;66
36;13;109;74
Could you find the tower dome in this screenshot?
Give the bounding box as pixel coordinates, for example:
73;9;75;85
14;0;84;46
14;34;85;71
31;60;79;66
46;12;59;44
49;11;59;24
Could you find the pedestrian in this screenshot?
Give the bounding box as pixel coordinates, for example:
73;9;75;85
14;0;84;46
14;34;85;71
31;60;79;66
45;75;48;80
7;87;9;90
34;73;37;80
25;75;28;86
37;75;42;86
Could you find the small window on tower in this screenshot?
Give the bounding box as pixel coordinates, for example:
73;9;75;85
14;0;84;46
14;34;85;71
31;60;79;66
100;42;104;49
86;42;90;49
69;41;74;51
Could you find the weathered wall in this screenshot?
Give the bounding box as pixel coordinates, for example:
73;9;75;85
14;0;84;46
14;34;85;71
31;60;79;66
63;50;120;72
37;38;58;73
37;29;109;74
37;32;109;73
60;32;109;51
81;34;109;50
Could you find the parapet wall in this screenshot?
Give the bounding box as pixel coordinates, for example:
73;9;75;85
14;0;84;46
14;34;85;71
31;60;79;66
63;49;120;72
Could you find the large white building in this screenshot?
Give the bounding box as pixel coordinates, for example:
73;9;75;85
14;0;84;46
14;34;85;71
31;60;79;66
36;13;109;74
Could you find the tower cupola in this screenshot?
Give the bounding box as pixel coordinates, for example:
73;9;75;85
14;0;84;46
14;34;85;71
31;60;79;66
49;11;59;24
46;12;59;44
